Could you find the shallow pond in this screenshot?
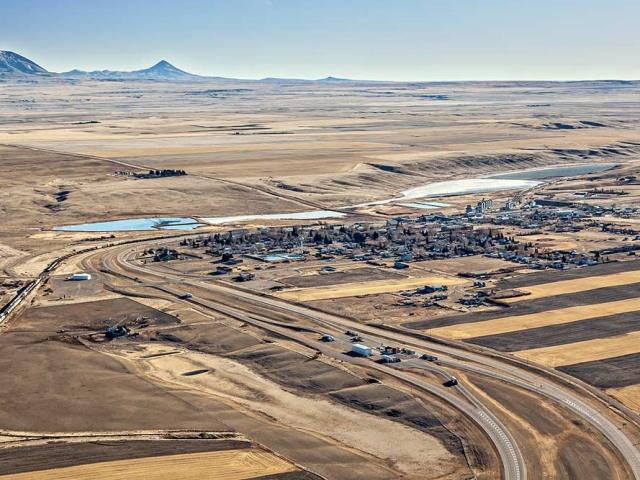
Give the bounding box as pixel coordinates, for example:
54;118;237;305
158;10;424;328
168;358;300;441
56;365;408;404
484;163;617;180
354;163;617;207
201;210;346;225
54;217;205;232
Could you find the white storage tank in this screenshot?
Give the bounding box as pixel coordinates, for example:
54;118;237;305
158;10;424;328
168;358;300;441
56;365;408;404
72;273;91;281
351;343;373;357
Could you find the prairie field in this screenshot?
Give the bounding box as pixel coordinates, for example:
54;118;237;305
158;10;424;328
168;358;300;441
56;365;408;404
0;449;298;480
2;77;640;477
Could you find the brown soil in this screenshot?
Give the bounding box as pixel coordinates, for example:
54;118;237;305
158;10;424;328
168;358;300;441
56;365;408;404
465;374;632;480
468;310;640;352
498;260;639;289
309;293;445;325
0;332;230;432
229;344;365;394
557;352;640;389
281;267;406;288
0;439;253;476
13;296;179;334
329;384;466;456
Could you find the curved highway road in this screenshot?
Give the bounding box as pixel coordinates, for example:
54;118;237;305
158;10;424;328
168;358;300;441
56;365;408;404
104;247;525;480
104;243;640;479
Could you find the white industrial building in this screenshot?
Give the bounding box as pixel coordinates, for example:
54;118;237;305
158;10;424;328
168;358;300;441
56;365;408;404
71;273;91;281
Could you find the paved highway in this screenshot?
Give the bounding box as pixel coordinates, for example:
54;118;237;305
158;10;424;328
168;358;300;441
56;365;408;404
103;244;640;479
103;247;524;480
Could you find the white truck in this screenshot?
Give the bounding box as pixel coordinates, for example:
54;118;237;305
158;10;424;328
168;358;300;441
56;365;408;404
351;343;373;357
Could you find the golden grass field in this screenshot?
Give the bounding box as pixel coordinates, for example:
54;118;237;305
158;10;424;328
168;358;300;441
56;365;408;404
513;331;640;367
608;384;640;412
430;297;640;340
78;141;395;158
0;449;297;480
502;271;640;303
275;275;466;301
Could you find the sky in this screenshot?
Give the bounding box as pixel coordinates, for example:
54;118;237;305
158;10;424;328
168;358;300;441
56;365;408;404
2;0;639;81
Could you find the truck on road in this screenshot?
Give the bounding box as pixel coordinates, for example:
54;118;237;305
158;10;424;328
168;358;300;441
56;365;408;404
351;343;373;357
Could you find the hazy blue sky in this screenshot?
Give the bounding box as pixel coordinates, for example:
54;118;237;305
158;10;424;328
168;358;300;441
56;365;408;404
3;0;639;80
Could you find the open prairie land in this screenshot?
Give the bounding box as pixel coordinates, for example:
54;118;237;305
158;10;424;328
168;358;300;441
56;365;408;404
2;77;640;478
2;79;640;262
0;295;476;479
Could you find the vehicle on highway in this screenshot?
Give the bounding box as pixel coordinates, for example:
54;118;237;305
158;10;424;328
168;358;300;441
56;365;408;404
379;355;401;363
351;343;373;357
421;353;438;361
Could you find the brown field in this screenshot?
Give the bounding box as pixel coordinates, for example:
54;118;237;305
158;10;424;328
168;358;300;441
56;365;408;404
308;293;442;325
429;297;640;340
3;78;640;477
463;374;630;480
501;270;640;303
513;331;640;367
0;295;474;479
0;439;293;476
497;261;640;289
139;348;456;478
0;449;297;480
556;352;640;389
467;310;640;352
275;274;467;301
411;256;511;275
280;267;406;288
404;280;640;332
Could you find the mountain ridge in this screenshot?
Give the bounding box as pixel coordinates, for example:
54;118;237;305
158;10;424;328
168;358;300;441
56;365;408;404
2;50;639;85
0;51;51;77
60;59;201;80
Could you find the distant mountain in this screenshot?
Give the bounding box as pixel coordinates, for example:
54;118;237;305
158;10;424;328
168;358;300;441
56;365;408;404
3;50;638;85
61;60;202;80
259;75;380;84
136;60;199;79
316;76;353;82
0;51;50;77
